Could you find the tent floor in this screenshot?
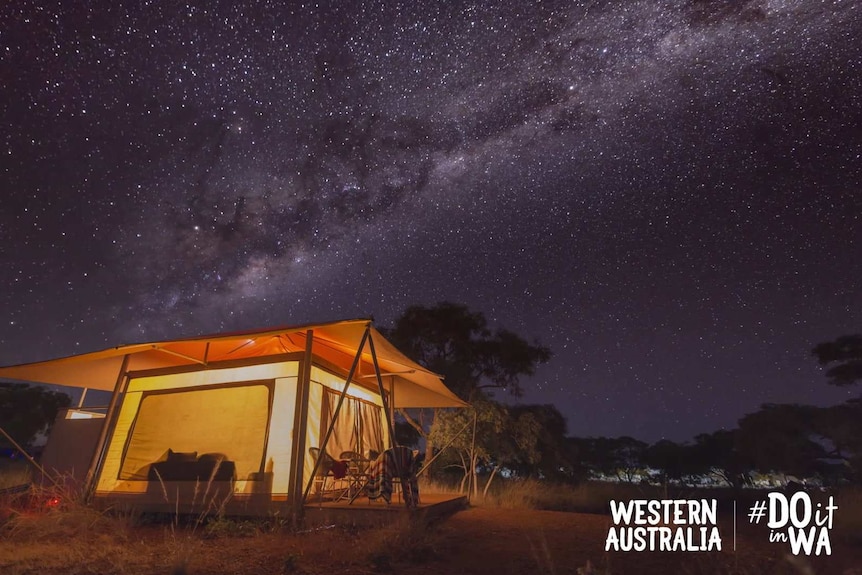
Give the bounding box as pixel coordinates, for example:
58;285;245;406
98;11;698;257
303;492;468;527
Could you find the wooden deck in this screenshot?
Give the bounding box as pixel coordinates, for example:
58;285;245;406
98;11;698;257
303;491;468;527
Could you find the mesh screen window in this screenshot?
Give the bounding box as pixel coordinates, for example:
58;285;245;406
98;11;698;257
119;383;271;481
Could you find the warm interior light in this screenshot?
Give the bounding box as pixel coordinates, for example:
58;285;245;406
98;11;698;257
66;410;105;420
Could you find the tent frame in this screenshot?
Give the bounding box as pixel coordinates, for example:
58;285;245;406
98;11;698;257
84;354;130;501
301;325;406;508
0;320;466;517
78;323;400;516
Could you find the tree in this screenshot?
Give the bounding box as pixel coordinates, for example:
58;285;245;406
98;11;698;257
383;302;552;476
573;436;647;483
736;402;861;484
604;437;648;483
393;419;422;447
507;404;570;481
0;382;71;451
561;437;598;483
644;440;695;488
428;398;507;495
812;334;862;387
690;430;753;488
810;334;862;482
736;404;829;479
384;302;552;400
809;401;862;484
429;398;545;498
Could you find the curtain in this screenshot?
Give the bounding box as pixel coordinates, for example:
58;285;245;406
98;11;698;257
320;388;384;459
119;383;270;480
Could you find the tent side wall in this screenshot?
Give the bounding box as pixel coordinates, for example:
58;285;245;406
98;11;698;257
89;356;391;512
40;409;106;484
302;365;389;488
93;361;300;507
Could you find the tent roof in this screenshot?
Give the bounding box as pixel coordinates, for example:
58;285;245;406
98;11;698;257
0;319;467;408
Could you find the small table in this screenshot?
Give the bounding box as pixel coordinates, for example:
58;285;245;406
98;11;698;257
342;456;371;501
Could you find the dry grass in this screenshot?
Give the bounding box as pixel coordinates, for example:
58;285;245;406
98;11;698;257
364;517;442;571
0;480;148;575
3;464;861;575
0;475;445;575
478;478;667;513
0;460;31;490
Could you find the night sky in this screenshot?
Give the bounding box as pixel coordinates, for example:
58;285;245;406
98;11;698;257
1;0;860;442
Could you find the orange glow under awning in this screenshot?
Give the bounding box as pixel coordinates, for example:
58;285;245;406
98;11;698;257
0;319;467;408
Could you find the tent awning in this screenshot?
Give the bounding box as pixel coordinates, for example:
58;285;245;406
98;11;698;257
0;319;467;408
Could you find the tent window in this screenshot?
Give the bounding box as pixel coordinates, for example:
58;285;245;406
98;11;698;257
320;388;383;459
119;383;271;481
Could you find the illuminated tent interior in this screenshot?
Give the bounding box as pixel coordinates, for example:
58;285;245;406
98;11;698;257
0;319;466;513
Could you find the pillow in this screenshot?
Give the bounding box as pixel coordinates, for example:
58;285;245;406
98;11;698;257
166;449;198;462
198;452;228;463
331;460;348;479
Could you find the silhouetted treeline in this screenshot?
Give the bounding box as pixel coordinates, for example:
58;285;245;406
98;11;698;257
425;399;862;488
559;399;861;487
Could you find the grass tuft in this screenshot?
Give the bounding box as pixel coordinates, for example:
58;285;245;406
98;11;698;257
281;552;303;574
203;516;261;538
365;517;441;569
479;479;652;513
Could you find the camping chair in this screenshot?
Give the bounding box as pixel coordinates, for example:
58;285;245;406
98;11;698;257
339;450;369;499
309;447;336;503
361;446;420;508
391;448;422;506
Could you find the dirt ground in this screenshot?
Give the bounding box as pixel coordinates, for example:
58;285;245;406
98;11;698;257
422;507;862;575
2;505;861;575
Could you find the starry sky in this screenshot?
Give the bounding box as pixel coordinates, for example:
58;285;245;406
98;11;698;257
1;0;860;442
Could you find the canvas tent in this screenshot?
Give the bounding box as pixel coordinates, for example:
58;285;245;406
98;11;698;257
0;319;466;514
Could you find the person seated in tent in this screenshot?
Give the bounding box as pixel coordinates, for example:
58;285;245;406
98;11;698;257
364;446;421;508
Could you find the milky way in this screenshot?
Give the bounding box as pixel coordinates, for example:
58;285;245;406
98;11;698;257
2;0;860;441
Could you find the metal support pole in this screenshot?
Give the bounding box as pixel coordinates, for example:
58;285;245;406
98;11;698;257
388;377;395;449
84;354;131;501
415;418;472;477
301;325;370;504
0;424;49;480
369;332;410;502
468;407;478;502
289;330;314;517
368;332;397;452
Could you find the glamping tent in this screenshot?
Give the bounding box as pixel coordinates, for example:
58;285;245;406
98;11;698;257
0;319;466;514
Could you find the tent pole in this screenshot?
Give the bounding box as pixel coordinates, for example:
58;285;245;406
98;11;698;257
83;354;131;502
415;418;472;477
301;325;370;504
468;407;477;503
0;424;49;480
388;377;395;449
368;332;397;451
77;388;88;409
289;330;314;518
368;331;409;501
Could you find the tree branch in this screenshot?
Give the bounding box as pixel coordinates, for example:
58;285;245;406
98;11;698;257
397;408;428;438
